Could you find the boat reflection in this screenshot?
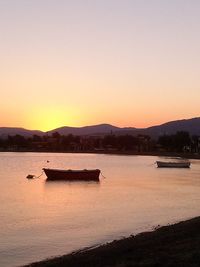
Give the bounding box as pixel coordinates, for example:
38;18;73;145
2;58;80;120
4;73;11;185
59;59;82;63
45;179;100;185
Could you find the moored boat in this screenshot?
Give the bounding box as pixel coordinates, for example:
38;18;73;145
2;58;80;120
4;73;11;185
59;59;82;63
43;168;101;181
156;161;191;168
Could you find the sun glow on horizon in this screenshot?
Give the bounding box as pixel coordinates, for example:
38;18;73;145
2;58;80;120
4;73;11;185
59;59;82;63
29;108;80;132
23;114;197;132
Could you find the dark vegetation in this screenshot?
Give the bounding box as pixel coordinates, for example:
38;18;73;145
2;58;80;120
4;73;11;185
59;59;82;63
24;216;200;267
0;131;199;155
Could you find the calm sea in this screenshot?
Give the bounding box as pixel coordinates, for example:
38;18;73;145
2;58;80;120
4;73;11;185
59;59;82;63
0;152;200;267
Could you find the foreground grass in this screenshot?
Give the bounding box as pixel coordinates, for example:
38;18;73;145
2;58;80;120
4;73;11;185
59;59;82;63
24;216;200;267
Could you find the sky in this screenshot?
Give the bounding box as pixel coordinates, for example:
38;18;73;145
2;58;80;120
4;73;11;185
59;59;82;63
0;0;200;131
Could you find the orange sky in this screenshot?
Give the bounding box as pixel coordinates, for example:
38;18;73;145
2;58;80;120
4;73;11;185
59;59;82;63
1;1;200;131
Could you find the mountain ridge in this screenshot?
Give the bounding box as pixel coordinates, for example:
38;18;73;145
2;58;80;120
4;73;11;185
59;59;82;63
0;127;43;138
0;117;199;139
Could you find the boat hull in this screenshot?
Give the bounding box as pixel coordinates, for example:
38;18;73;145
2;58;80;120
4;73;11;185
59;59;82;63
43;168;100;181
156;161;190;168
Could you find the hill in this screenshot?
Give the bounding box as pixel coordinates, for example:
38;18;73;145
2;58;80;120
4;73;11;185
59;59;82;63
143;117;200;138
49;118;200;138
48;124;132;136
0;127;44;139
0;117;199;139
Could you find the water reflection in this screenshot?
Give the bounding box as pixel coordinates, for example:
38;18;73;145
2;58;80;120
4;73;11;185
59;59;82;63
44;179;100;188
45;179;100;184
1;153;200;267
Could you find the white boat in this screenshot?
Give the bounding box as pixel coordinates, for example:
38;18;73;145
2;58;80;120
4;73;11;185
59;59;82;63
156;161;191;168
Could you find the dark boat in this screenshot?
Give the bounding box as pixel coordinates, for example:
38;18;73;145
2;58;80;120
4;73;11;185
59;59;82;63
156;161;191;168
43;168;101;181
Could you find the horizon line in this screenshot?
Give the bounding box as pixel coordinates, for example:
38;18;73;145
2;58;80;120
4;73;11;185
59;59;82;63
0;116;199;133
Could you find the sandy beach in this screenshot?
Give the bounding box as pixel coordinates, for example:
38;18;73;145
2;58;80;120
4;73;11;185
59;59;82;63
23;216;200;267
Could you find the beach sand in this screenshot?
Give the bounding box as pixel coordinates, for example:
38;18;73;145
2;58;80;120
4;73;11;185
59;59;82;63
24;216;200;267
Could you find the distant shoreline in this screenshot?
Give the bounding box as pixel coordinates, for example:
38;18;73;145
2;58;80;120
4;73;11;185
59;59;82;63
23;216;200;267
1;150;200;159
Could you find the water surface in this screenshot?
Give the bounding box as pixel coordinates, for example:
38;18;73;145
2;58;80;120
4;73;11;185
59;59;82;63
0;152;200;267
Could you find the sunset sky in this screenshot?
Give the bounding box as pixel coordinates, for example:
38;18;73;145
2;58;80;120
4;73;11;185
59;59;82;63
1;0;200;131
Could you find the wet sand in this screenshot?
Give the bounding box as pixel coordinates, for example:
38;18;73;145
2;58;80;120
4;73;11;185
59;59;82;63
24;216;200;267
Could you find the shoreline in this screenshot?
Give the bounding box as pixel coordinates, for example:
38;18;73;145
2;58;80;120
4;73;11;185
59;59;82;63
1;150;200;160
23;216;200;267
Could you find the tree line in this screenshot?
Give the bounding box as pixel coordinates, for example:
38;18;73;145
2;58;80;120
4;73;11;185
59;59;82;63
0;131;199;154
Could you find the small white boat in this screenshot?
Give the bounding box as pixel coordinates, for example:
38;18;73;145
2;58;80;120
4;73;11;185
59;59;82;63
156;161;191;168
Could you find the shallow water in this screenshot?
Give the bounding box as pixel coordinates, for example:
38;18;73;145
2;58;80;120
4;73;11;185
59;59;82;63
0;152;200;267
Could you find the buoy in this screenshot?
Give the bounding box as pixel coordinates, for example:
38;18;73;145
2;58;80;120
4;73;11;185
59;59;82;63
26;174;35;179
